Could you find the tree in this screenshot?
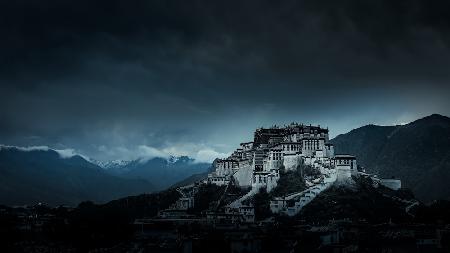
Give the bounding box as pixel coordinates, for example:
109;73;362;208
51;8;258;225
252;187;272;220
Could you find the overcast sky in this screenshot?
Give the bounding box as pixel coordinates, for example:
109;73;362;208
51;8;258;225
1;0;450;162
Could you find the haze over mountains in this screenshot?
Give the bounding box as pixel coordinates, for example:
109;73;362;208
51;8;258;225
332;114;450;203
0;146;210;206
98;156;211;191
0;147;152;206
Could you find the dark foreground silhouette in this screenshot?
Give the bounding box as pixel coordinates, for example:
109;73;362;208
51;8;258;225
1;182;450;253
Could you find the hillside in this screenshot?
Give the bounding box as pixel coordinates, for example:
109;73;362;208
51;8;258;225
299;177;414;223
0;147;154;206
331;114;450;202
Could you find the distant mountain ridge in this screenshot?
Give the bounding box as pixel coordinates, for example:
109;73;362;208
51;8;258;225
100;156;211;191
331;114;450;202
0;146;154;206
92;159;133;170
0;145;211;206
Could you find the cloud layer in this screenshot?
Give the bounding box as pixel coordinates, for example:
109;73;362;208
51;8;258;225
0;144;83;159
1;1;449;161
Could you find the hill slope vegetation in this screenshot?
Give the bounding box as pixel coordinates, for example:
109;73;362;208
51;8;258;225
331;114;450;202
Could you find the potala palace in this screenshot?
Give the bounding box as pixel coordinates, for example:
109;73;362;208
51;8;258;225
161;123;402;223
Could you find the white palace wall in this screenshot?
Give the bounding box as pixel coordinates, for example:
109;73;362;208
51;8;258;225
233;164;253;187
283;154;301;171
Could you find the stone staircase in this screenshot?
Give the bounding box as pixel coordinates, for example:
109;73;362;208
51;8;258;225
271;168;337;216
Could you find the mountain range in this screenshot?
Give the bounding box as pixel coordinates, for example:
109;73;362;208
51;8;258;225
97;156;211;191
331;114;450;203
0;146;154;206
0;146;210;206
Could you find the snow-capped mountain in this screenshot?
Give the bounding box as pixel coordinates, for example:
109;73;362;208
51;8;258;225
93;155;191;169
92;159;133;170
167;155;180;164
99;155;211;191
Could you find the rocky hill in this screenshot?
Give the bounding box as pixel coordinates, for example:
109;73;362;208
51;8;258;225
299;177;415;223
331;114;450;202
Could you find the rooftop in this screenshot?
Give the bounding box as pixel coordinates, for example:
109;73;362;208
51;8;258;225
334;154;356;159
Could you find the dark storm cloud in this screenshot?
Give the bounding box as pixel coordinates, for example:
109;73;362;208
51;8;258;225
1;0;450;161
3;0;450;78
